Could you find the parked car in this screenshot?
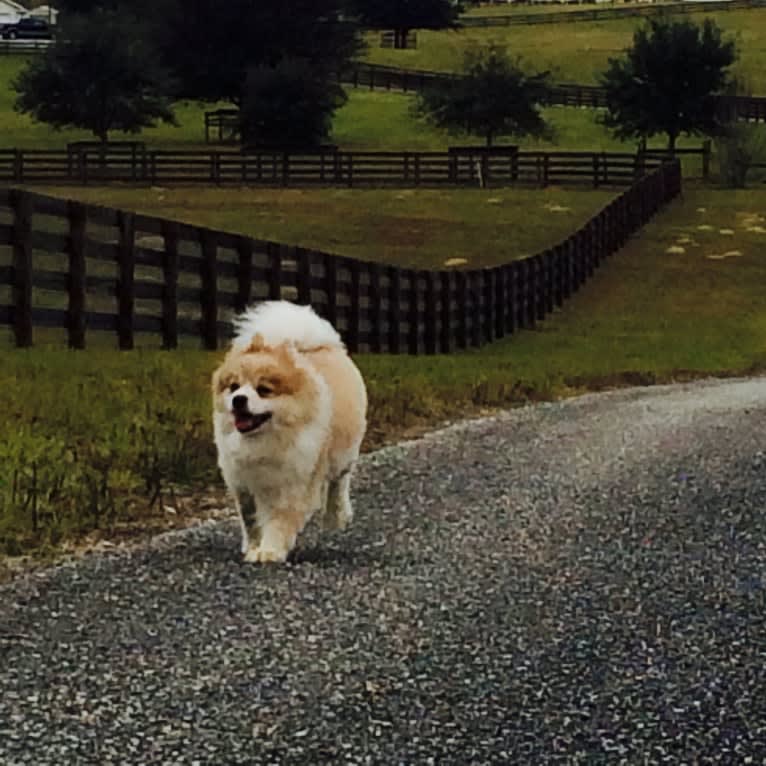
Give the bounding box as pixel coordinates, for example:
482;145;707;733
1;17;53;40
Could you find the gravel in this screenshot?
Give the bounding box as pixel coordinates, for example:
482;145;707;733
1;376;765;765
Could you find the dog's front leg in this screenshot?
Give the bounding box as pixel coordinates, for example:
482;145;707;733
235;490;259;555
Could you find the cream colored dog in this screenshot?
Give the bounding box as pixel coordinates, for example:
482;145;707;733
212;301;367;564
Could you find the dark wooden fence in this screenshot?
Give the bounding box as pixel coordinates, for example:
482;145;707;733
0;160;682;353
459;0;766;26
0;146;664;187
340;63;766;124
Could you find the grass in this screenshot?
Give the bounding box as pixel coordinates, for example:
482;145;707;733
33;185;614;269
363;8;766;90
2;184;765;561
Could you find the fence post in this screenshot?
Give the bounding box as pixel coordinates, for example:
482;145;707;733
235;237;253;313
424;270;437;354
200;229;219;350
295;247;312;306
13;149;23;184
161;220;179;349
471;271;482;347
10;189;33;347
702;139;711;180
369;263;383;352
494;265;506;340
408;270;420;354
282;152;290;187
267;242;282;300
456;271;469;349
440;271;452;353
116;210;135;350
484;269;495;344
534;256;546;321
388;266;402;354
67;200;87;349
506;263;517;335
348;260;361;353
323;252;338;330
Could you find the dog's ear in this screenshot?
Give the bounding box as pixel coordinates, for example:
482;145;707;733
244;333;266;353
273;340;299;367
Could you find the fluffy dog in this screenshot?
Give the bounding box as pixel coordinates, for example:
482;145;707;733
212;301;367;563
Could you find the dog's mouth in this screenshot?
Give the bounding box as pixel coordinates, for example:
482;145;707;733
233;411;273;434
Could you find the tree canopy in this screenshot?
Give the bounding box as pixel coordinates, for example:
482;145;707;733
349;0;460;48
600;18;737;151
239;59;347;149
13;9;176;142
415;47;552;146
154;0;361;104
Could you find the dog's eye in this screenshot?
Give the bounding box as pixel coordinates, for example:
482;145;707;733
256;385;273;398
228;382;240;393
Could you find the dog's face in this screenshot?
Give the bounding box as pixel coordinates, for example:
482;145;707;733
212;336;319;440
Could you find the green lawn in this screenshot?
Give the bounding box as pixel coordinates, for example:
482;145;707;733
35;185;614;269
364;8;766;90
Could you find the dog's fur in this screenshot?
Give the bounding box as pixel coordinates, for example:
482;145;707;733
212;301;367;563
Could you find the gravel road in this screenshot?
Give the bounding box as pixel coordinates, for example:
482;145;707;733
1;376;765;765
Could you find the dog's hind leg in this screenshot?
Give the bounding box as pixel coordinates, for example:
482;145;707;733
321;466;354;531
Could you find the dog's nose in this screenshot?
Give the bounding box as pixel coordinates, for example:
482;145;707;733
232;394;248;410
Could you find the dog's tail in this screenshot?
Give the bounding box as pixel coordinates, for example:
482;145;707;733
232;300;344;352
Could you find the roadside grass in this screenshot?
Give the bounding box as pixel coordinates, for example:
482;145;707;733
1;184;765;562
32;185;615;269
363;9;766;90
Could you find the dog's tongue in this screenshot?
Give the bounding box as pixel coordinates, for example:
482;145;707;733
234;414;255;432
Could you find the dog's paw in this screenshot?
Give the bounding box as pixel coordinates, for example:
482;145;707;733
243;545;288;564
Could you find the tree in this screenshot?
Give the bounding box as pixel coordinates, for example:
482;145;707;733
239;59;347;149
153;0;361;104
414;47;552;146
600;18;736;152
13;9;176;142
349;0;460;49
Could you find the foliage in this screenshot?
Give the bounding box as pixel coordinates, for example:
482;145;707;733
600;18;736;151
12;9;176;141
239;59;347;149
414;47;552;146
715;122;766;188
152;0;361;104
349;0;461;47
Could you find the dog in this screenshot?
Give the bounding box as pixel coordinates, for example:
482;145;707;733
212;301;367;563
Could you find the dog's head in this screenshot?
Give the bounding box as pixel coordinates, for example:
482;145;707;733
212;334;321;439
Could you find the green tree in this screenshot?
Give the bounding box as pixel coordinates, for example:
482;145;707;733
349;0;460;49
154;0;361;104
239;59;347;149
13;9;176;142
415;47;552;146
600;18;736;152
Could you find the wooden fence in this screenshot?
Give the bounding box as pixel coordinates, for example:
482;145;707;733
340;63;766;124
0;160;682;353
0;146;664;187
459;0;766;26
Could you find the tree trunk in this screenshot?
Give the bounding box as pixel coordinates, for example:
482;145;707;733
667;132;677;154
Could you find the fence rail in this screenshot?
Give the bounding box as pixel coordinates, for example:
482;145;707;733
459;0;766;26
0;146;667;187
340;63;766;123
0;160;682;353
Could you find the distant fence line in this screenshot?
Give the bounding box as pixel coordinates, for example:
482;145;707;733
0;160;682;353
459;0;766;26
0;146;672;187
339;63;766;123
